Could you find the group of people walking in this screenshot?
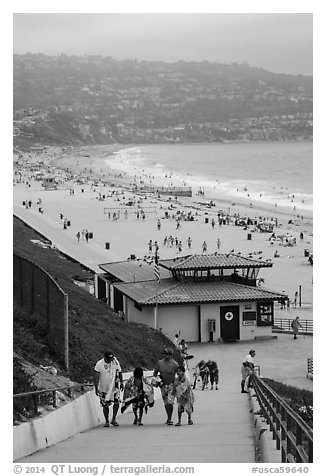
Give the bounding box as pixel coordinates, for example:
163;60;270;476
93;346;262;428
94;348;195;428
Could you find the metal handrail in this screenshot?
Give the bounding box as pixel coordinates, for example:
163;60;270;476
13;383;94;419
272;318;313;335
13;371;152;421
251;373;313;463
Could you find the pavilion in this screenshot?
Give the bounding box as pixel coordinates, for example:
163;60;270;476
95;253;285;342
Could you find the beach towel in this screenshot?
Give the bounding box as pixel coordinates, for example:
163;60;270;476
174;376;195;414
121;376;154;413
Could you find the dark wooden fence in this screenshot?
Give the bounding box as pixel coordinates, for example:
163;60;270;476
13;253;69;369
251;373;313;463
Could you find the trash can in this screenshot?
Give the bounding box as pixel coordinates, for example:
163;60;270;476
247;233;252;240
304;249;310;257
67;220;71;226
130;254;136;260
88;232;93;239
205;217;209;224
105;242;110;250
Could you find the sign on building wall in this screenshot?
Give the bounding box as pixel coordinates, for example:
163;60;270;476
242;311;257;326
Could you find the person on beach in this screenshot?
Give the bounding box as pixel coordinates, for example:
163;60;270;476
202;241;207;253
217;238;221;250
94;350;124;427
291;316;303;339
187;237;192;249
148;240;153;253
76;231;80;243
241;350;256;393
153;348;179;425
85;230;89;243
173;366;195;426
121;367;154;426
293;291;298;307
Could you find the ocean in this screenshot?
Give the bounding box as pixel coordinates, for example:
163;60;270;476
106;141;313;214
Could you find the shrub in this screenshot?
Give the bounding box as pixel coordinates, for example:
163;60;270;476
262;378;313;428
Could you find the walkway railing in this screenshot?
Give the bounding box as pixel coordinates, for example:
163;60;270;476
307;358;313;378
13;371;155;423
273;318;313;335
251;374;313;463
13;383;93;421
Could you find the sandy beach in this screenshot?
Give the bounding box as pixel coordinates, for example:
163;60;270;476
13;144;313;322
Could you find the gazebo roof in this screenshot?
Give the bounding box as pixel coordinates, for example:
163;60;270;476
159;253;273;272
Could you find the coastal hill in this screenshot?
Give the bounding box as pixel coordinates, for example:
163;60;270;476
14;54;313;149
13;216;179;399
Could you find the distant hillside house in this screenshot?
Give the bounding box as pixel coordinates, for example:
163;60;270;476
95;254;285;343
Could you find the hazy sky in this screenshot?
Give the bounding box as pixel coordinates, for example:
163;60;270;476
13;13;313;75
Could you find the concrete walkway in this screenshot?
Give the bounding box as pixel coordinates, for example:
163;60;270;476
16;335;312;463
17;368;256;463
14;198;120;273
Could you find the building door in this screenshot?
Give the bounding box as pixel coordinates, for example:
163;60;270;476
113;288;124;312
220;305;240;341
97;277;107;301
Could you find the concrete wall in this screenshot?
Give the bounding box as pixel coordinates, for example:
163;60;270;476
13;371;158;461
126;299;154;327
125;300;199;342
200;303;220;342
125;298;273;343
157;305;199;342
13;388;102;461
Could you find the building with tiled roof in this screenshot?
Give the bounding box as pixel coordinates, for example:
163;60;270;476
95;254;285;343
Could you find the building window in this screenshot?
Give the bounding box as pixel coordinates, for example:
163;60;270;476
257;302;273;326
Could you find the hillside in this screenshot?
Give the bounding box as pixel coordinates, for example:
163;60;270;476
13;216;181;394
13;54;313;149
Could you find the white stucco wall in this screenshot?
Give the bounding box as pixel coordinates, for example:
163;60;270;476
200;303;221;342
238;302;273;340
199;302;273;342
125;298;155;328
157;305;199;342
125;297;273;343
124;299;199;342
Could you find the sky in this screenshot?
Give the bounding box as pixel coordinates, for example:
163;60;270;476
13;12;313;75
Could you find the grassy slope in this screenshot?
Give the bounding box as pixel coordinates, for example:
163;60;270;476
13;216;181;387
